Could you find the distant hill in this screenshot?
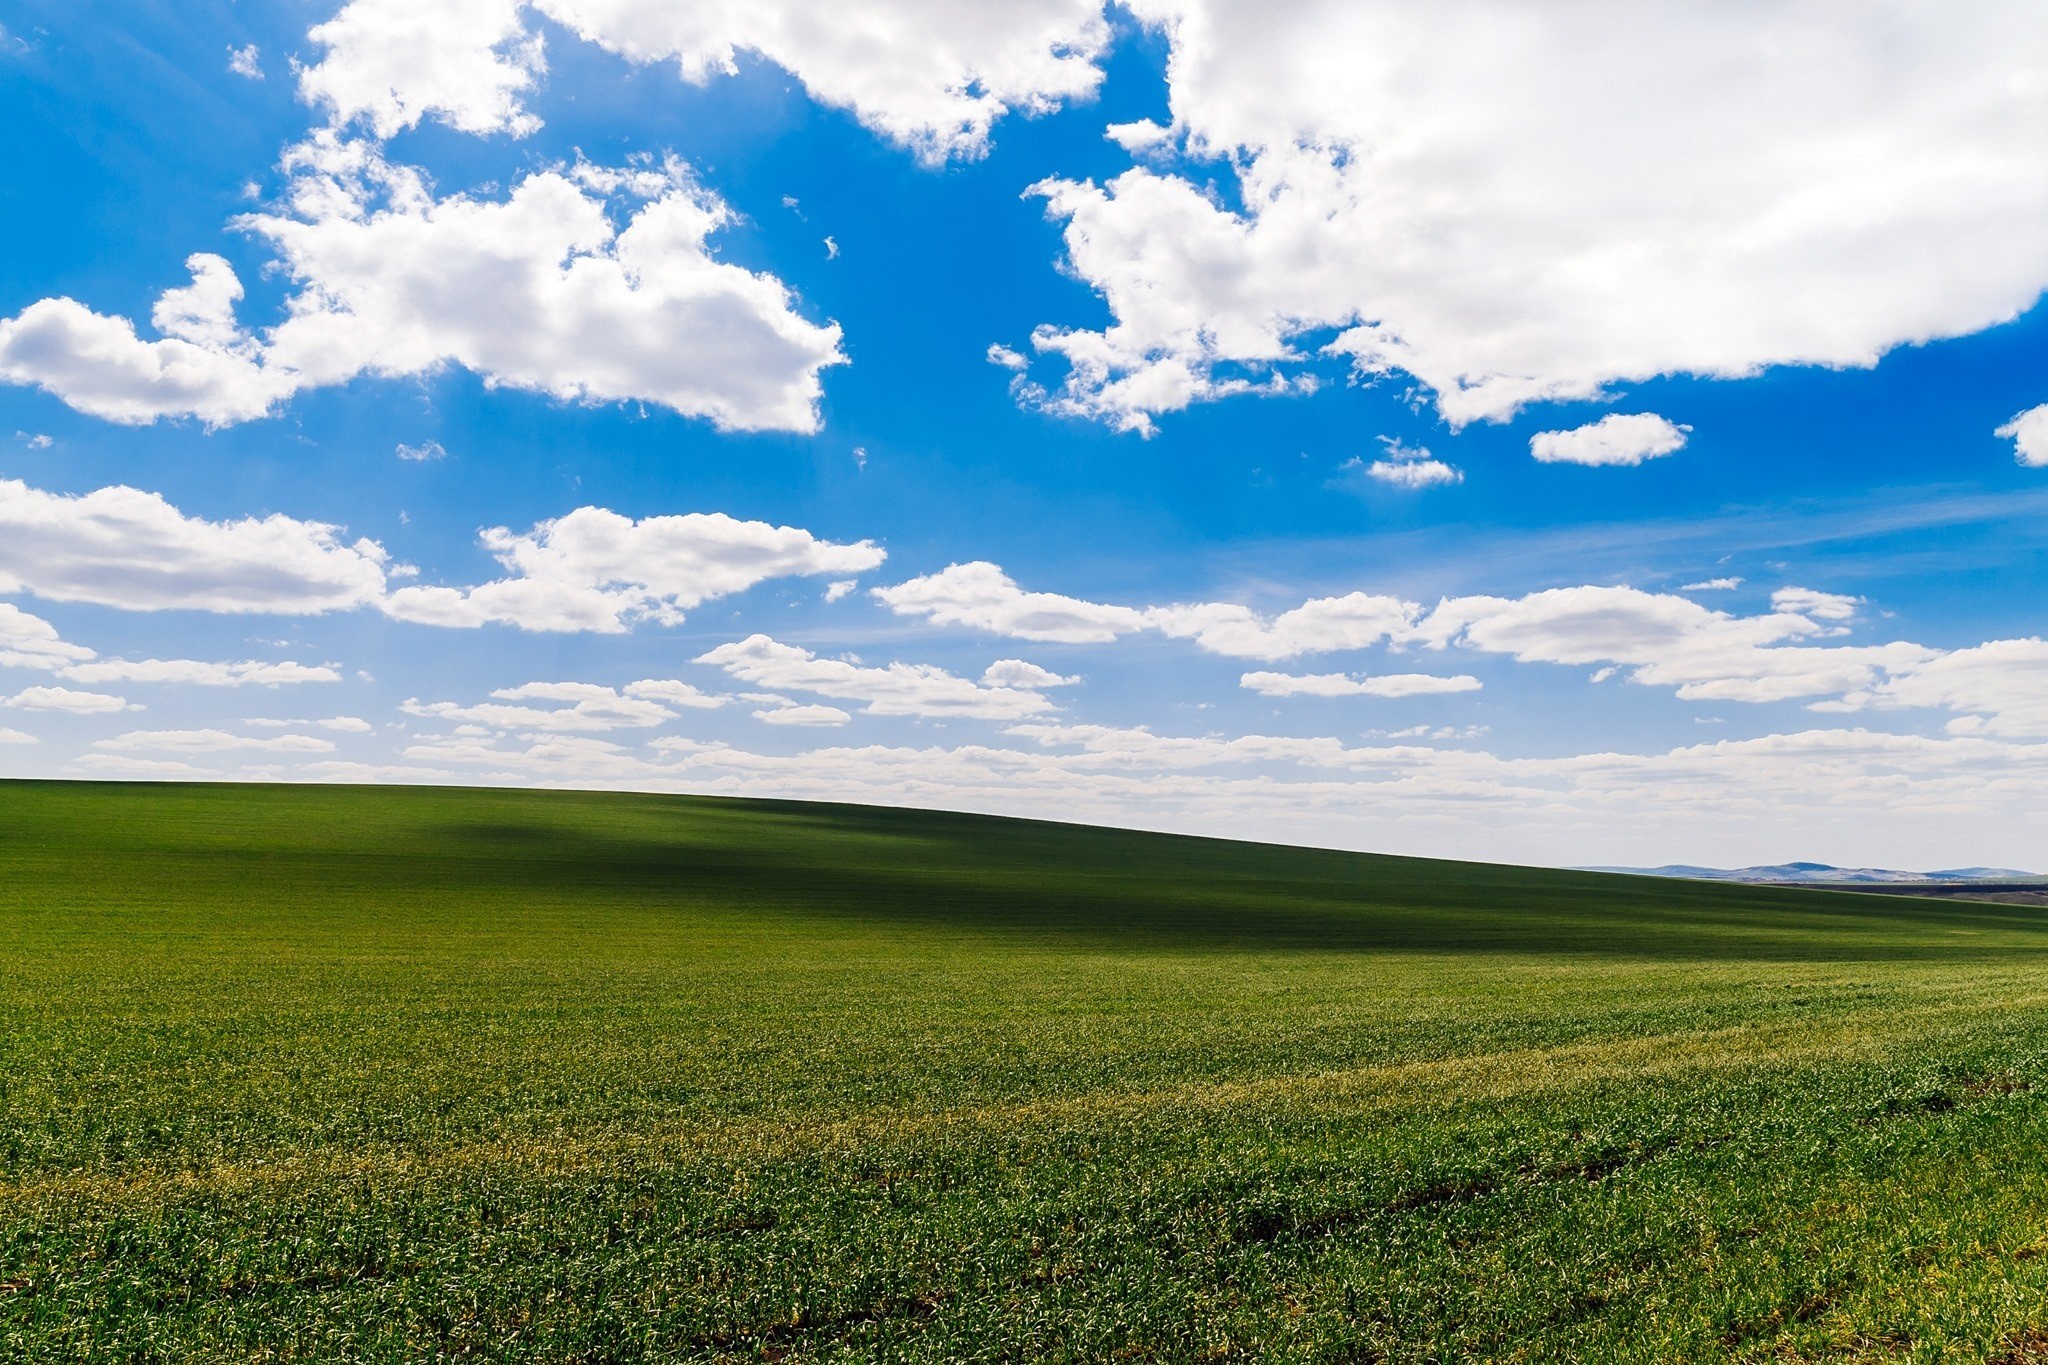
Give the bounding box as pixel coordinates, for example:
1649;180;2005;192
1588;861;2043;884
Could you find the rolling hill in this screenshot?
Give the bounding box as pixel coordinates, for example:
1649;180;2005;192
6;780;2048;1360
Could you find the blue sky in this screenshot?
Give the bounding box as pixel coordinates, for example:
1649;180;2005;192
2;0;2046;869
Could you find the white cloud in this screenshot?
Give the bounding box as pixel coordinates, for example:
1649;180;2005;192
396;440;446;462
2;149;845;434
1769;587;1860;623
246;715;374;733
823;579;858;603
1530;413;1690;467
0;727;34;744
0;478;390;613
1682;577;1743;592
300;0;544;138
1417;585;1932;705
697;634;1058;719
0;255;291;426
1828;638;2048;737
1997;404;2048;467
981;659;1079;689
1021;1;2048;431
61;659;342;686
873;562;1148;644
228;44;263;80
1359;454;1462;489
4;686;135;714
530;0;1110;162
622;678;728;709
877;560;1422;660
404;681;684;732
247;147;847;433
1240;670;1481;698
383;505;883;632
0;603;95;671
986;343;1029;371
93;728;335;754
755;702;851;726
298;0;1109;160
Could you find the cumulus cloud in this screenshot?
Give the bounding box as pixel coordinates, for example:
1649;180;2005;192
396;440;446;462
1682;577;1743;592
0;478;390;613
1019;1;2048;431
873;562;1147;643
0;603;95;671
3;686;134;714
1240;670;1482;698
383;505;883;632
1358;453;1462;489
1416;585;1932;705
875;561;1418;660
1998;404;2048;467
92;728;335;754
0;727;34;744
1828;638;2048;737
2;146;845;433
755;702;851;726
0;255;291;426
61;659;342;686
1529;414;1690;467
227;44;263;79
298;0;1110;160
697;634;1058;718
981;659;1079;689
1769;587;1860;624
246;715;374;732
300;0;544;138
404;680;699;732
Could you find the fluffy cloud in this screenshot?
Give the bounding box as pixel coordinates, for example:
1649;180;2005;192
1241;670;1481;698
301;0;1110;161
1529;414;1689;467
876;561;1418;660
755;702;852;726
0;727;34;744
0;603;94;671
246;716;375;732
92;728;335;754
3;686;134;714
1019;1;2048;431
384;506;883;632
1998;404;2048;467
1359;454;1462;489
872;562;1147;644
0;256;291;426
0;478;390;613
300;0;544;138
697;635;1058;719
403;680;712;732
1;147;845;434
980;659;1079;689
1829;638;2048;737
61;659;342;686
1416;585;1933;705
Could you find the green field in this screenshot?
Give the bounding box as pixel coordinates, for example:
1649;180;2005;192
5;780;2048;1361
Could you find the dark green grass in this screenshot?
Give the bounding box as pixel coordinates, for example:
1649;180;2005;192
5;780;2048;1361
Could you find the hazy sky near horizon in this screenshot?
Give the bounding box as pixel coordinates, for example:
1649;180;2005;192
1;1;2046;869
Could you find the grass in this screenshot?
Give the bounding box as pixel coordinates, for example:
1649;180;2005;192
4;779;2048;1361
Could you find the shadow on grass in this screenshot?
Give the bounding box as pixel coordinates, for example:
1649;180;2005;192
7;780;2048;962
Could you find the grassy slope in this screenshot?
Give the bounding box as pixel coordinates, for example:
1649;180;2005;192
3;780;2048;1361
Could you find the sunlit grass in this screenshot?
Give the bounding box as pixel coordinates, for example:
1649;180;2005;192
4;780;2048;1360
